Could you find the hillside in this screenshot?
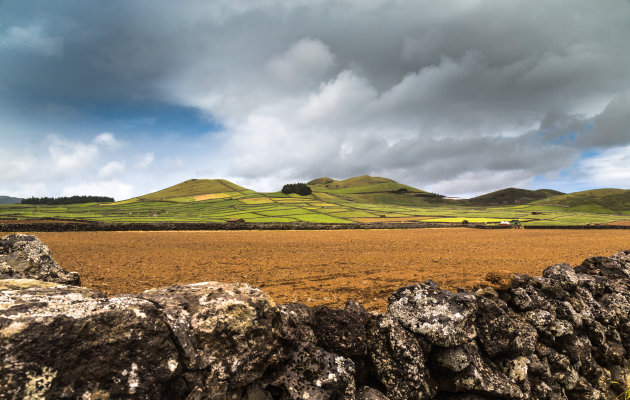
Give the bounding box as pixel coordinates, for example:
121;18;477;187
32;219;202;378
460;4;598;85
137;179;253;201
308;175;400;190
466;188;564;206
3;176;630;226
0;196;22;205
531;188;630;214
307;175;439;206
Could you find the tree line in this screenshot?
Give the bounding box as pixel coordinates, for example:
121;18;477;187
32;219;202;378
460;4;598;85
21;195;115;205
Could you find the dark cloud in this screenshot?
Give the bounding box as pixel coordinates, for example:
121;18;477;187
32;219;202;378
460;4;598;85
1;0;630;196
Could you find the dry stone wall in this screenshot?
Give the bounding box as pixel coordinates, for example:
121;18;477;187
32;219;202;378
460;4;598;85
1;233;629;399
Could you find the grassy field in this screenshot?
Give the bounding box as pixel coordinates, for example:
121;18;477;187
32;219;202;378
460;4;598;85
1;178;629;226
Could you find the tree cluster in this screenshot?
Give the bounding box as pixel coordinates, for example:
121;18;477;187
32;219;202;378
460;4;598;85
21;195;115;205
281;183;312;196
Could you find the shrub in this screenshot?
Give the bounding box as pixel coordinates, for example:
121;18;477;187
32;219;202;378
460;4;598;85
281;183;312;196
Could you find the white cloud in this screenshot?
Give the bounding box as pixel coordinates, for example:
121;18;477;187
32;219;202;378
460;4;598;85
0;25;63;56
0;148;37;181
48;135;99;173
0;183;49;198
97;160;125;178
577;146;630;188
61;180;134;201
295;70;378;126
163;157;184;169
94;132;121;149
138;152;155;168
266;38;336;89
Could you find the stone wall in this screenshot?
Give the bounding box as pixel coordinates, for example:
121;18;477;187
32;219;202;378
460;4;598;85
1;233;629;399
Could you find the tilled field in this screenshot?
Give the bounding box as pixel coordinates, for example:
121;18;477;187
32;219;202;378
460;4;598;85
30;229;630;310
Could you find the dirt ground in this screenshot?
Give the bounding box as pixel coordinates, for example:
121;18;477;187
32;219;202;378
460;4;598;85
27;229;630;311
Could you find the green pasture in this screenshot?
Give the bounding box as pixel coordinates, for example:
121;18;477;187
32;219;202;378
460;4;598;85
2;191;630;226
2;178;630;226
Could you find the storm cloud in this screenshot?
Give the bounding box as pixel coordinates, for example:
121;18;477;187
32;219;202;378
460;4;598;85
1;0;629;198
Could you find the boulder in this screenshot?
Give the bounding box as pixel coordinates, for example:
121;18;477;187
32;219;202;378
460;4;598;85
140;281;284;397
0;282;179;399
311;301;369;359
366;314;436;400
0;234;80;285
388;281;477;347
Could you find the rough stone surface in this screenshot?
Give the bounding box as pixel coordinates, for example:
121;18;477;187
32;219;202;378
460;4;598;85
388;280;477;347
140;281;284;397
367;314;436;400
311;300;369;359
2;236;630;400
357;386;390;399
0;234;80;285
0;284;179;399
266;343;357;399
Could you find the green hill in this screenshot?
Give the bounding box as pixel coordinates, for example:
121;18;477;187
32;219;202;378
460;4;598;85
3;176;630;226
531;188;630;214
307;175;438;205
309;175;398;189
0;196;22;205
138;179;253;201
466;188;564;206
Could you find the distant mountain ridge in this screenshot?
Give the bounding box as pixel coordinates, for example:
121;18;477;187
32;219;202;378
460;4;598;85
0;196;22;204
532;188;630;213
466;188;564;206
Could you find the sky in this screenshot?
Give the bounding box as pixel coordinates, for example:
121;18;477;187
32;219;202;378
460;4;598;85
1;0;630;200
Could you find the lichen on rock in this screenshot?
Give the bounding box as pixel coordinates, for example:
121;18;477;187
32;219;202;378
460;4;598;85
0;234;80;285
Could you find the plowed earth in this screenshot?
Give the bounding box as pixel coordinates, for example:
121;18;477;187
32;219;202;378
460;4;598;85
30;229;630;310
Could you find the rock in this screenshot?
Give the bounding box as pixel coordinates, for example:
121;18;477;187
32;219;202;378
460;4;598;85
367;314;436;400
388;281;477;347
266;343;357;400
0;283;179;399
575;256;630;279
277;302;317;346
543;263;579;291
432;344;472;372
433;341;526;399
140;281;284;395
0;278;68;290
475;296;520;358
0;234;80;285
357;386;390;400
311;301;369;359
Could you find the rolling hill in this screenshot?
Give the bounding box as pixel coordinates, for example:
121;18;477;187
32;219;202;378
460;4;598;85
0;196;22;205
531;189;630;214
2;176;630;226
466;188;564;206
137;179;254;201
307;175;440;206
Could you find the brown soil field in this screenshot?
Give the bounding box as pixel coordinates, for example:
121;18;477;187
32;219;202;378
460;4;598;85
27;229;630;311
